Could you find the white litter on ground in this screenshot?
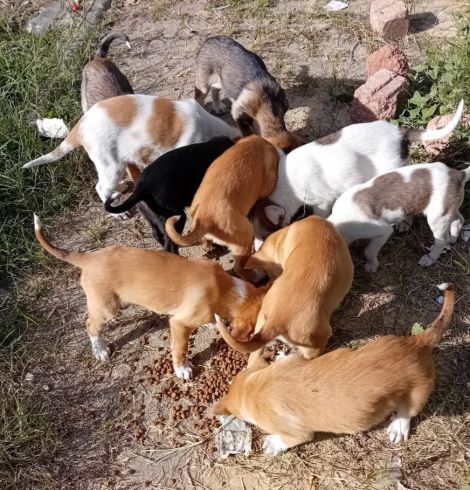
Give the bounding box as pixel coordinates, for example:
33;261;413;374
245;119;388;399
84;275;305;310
324;0;348;12
461;223;470;242
217;416;252;458
36;117;69;139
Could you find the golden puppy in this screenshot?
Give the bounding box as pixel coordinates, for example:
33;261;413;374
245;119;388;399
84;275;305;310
213;284;455;455
34;215;268;379
166;135;282;276
217;216;354;358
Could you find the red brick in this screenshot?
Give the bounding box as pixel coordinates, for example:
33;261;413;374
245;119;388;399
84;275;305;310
370;0;409;40
366;44;409;78
352;68;409;122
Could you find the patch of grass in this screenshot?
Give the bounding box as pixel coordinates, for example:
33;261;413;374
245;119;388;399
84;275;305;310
87;216;108;248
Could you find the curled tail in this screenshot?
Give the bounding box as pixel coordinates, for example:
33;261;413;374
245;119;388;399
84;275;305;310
34;214;84;267
105;188;142;214
23;119;82;169
407;100;464;143
417;283;455;348
165;216;204;246
95;32;131;58
215;314;278;353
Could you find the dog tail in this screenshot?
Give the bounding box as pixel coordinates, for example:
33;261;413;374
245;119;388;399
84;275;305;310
417;283;455;349
165;215;203;246
34;214;85;267
104;188;142;214
407;100;464;143
95;32;131;58
215;314;279;353
22;119;82;169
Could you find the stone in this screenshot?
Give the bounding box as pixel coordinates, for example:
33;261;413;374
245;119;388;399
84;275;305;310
366;45;409;78
352;68;409;122
423;113;470;155
370;0;409;40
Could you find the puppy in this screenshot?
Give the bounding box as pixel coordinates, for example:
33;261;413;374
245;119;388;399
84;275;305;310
104;136;235;252
165;135;283;276
252;100;464;240
81;32;133;112
328;162;470;272
213;283;455;455
34;215;268;379
23;95;241;204
217;216;354;358
195;36;303;153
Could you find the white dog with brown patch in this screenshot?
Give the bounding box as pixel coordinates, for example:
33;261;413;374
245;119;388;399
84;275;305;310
328;162;470;272
23;95;241;203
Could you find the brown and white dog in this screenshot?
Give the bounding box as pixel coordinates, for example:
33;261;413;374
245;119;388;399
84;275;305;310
81;32;133;113
23;95;241;204
328;162;470;272
165;135;283;276
195;36;304;153
217;216;354;358
33;215;268;379
214;283;455;455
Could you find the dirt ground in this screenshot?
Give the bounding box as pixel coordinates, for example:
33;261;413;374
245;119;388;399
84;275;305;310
22;1;469;489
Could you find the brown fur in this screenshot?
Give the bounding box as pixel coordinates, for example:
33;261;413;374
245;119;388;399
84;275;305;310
34;217;268;373
147;98;186;149
353;168;433;219
213;285;455;453
138;145;157;165
218;216;354;358
444;168;466;215
101;95;139;128
165;135;281;277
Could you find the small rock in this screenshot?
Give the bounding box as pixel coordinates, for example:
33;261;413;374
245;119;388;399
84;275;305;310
423;114;470;156
437;296;444;305
42;383;51;391
25;373;35;383
370;0;409;40
352;68;409;122
366;45;409;78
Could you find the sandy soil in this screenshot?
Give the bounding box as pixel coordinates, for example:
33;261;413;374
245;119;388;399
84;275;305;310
21;1;469;489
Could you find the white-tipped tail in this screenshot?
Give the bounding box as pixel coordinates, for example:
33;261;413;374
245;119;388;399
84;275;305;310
125;41;132;49
33;213;41;230
420;100;464;142
437;282;450;291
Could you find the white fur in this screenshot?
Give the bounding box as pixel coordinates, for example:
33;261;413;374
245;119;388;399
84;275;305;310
263;434;289;455
328;162;469;271
23;96;241;203
89;335;110;361
174;361;194;380
387;414;411;443
232;277;247;300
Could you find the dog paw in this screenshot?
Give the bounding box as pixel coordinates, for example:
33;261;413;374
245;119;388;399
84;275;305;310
418;254;435;267
213;102;228;115
386;415;410;443
263;434;288;455
90;337;110;361
364;260;378;273
174;362;193;380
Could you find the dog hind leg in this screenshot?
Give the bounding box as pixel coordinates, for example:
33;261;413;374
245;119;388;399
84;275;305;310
363;226;393;273
169;318;195;380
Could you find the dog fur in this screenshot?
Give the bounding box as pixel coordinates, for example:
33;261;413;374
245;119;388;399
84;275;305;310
22;95;241;204
251;100;464;240
328;162;470;272
33;215;268;379
165;135;283;277
81;32;133;113
213;283;455;455
217;216;354;358
194;35;303;153
104;136;235;252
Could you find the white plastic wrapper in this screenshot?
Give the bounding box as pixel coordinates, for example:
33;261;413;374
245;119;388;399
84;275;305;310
217;416;252;458
36;118;69;139
324;0;348;12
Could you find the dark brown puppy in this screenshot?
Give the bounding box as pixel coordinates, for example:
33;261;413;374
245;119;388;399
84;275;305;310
81;32;133;112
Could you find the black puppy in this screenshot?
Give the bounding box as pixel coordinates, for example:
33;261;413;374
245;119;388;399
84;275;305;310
105;136;235;253
194;36;303;154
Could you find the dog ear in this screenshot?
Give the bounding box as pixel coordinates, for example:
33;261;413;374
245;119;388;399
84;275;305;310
212;399;231;416
264;204;285;226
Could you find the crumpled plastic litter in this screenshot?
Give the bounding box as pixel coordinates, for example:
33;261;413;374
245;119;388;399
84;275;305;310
461;223;470;242
217;416;252;458
36;118;69;139
324;0;348;12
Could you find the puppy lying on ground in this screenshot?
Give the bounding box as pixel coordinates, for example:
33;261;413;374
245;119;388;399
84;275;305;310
104;136;235;252
195;35;303;153
34;215;268;379
217;216;354;358
166;135;282;277
81;32;133;112
252;100;464;240
328;162;470;272
23;95;241;204
214;283;455;455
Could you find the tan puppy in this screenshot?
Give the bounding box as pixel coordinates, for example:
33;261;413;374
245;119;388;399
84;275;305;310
217;216;354;358
166;135;282;276
34;215;268;379
213;284;455;455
